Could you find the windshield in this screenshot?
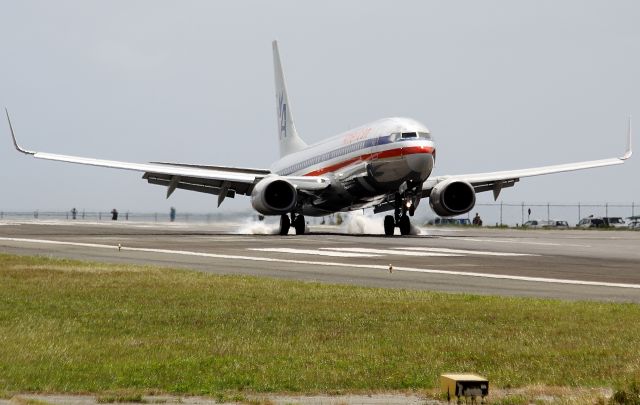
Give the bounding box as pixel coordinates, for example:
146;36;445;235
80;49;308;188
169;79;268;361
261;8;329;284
393;132;432;141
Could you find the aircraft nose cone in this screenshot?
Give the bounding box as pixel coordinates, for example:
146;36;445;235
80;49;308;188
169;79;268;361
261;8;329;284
404;147;434;180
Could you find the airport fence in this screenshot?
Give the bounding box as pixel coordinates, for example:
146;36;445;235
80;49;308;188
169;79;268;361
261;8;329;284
0;210;258;223
471;201;638;227
0;202;637;227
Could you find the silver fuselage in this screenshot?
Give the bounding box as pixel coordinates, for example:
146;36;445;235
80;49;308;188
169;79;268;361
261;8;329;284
270;117;435;215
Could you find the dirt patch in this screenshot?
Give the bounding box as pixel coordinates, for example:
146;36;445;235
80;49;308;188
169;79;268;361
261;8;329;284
1;387;614;405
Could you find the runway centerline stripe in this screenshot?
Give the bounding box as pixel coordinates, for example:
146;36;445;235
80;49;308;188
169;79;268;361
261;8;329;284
321;247;462;257
396;247;536;257
249;248;379;258
1;237;638;290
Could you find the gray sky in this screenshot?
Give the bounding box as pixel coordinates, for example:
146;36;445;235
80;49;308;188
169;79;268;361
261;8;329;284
1;0;638;214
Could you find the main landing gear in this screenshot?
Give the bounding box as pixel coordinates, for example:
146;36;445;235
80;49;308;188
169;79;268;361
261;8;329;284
384;192;416;236
280;213;306;235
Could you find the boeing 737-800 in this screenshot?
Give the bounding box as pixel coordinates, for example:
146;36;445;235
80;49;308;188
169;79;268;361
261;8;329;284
7;41;633;235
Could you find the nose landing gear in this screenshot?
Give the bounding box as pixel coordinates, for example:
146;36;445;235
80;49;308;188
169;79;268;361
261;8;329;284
384;192;417;236
383;213;412;236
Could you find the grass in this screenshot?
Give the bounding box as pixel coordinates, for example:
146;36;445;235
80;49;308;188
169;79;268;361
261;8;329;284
0;253;639;396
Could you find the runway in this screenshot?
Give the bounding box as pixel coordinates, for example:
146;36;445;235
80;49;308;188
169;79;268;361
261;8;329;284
1;220;639;302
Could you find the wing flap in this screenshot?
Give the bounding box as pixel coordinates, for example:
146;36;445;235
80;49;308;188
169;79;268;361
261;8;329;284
143;172;250;198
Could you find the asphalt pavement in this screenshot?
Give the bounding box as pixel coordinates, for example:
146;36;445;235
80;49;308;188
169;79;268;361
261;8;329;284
0;220;638;302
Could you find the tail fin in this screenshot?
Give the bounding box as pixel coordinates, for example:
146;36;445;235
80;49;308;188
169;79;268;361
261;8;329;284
273;40;307;157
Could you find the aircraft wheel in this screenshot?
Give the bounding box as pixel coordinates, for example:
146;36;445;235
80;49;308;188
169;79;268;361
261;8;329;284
384;215;395;236
279;214;291;235
294;215;305;235
399;215;411;236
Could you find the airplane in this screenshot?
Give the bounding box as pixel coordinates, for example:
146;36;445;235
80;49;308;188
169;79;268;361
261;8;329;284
6;41;633;236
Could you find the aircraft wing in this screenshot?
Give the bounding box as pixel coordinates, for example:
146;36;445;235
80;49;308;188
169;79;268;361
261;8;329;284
6;110;329;205
422;121;633;200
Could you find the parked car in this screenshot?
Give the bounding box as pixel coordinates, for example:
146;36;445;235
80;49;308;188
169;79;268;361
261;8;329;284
427;217;471;226
523;220;569;229
577;217;607;228
603;217;627;228
628;216;640;230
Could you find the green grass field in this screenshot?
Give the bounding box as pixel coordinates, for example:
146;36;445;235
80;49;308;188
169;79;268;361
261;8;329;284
0;253;638;397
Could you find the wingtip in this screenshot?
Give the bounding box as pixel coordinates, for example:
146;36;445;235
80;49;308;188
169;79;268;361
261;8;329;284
5;108;35;155
622;116;633;160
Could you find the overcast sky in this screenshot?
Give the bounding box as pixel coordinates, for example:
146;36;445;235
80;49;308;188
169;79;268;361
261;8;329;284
1;0;638;215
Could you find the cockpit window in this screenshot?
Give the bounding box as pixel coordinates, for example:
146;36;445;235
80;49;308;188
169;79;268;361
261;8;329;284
395;132;432;141
389;131;433;142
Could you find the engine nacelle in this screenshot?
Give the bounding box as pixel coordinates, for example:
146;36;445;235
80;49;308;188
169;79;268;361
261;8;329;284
429;180;476;217
251;176;298;215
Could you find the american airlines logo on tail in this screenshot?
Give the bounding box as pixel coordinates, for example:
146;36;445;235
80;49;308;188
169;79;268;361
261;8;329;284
278;91;287;140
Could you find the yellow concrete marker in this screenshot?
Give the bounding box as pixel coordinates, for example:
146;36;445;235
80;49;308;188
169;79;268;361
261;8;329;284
440;373;488;404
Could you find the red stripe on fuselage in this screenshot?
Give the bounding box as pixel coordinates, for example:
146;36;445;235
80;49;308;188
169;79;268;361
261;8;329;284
303;145;434;176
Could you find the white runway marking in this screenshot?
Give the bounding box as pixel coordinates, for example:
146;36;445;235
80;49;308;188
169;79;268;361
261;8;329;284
321;247;462;257
396;247;536;257
249;247;379;258
442;237;590;247
1;237;639;290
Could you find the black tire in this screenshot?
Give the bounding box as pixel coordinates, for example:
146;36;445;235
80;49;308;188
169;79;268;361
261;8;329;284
279;214;290;235
384;215;395;236
399;215;411;235
294;215;305;235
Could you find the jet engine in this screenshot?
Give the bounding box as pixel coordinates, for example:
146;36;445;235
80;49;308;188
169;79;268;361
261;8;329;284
251;176;298;215
429;180;476;217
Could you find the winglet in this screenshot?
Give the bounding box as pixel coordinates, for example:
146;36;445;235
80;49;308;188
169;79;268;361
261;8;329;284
5;108;35;155
622;116;633;160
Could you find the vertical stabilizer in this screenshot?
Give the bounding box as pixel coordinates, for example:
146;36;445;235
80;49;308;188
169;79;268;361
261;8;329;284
273;41;307;157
